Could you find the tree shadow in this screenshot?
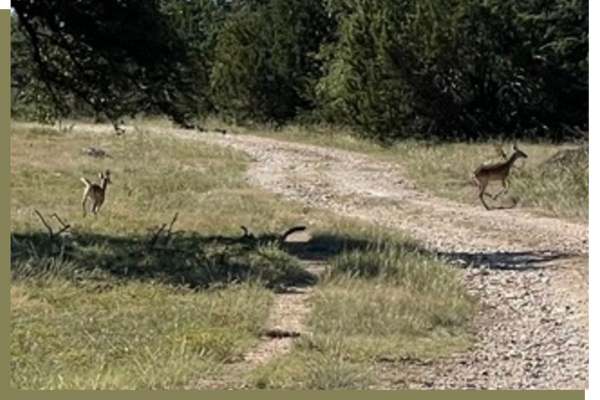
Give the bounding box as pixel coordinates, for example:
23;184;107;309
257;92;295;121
434;250;578;271
10;229;319;290
286;232;576;272
11;225;577;291
282;232;429;262
11;227;401;291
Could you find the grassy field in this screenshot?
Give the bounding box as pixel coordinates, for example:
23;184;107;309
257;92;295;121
11;122;475;389
194;118;588;221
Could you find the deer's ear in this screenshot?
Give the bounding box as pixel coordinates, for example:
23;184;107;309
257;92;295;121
105;169;111;176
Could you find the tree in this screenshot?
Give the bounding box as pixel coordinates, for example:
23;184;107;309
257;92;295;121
161;0;236;117
210;0;333;123
12;0;201;128
315;0;588;142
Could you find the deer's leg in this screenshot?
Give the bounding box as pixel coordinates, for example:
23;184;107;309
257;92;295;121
476;177;494;198
82;192;89;217
492;179;509;200
478;181;491;210
95;199;104;213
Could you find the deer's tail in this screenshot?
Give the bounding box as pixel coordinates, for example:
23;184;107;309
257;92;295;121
80;177;92;187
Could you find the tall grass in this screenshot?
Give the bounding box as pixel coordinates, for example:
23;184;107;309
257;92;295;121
247;235;476;389
310;240;476;358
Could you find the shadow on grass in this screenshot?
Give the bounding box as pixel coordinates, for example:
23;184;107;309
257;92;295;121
283;232;426;261
10;229;320;290
285;232;576;272
11;226;578;290
11;229;392;290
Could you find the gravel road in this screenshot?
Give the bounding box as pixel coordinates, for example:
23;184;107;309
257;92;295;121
185;131;589;390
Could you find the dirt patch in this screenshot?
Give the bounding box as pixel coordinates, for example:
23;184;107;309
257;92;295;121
187;259;326;390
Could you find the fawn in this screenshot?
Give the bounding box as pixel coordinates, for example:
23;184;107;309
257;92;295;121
80;170;111;217
474;144;528;210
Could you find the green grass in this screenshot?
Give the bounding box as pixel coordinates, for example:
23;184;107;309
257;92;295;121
11;121;477;389
250;350;376;390
11;280;272;389
10;122;313;388
248;234;476;389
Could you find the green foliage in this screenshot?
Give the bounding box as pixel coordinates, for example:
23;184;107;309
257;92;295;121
12;0;587;142
210;0;333;123
316;0;588;141
160;0;234;116
11;0;200;127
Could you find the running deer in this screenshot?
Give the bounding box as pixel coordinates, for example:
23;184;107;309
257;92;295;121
474;144;528;210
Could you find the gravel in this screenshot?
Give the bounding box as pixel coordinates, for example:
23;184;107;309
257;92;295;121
186;132;588;390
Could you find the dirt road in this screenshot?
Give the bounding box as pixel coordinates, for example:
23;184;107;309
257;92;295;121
185;130;588;390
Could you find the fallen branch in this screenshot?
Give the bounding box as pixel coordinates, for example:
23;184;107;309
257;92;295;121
239;225;307;247
33;209;71;240
262;328;301;339
33;209;53;236
280;226;307;243
147;212;180;250
52;213;71;237
240;226;254;239
148;223;167;250
164;212;179;244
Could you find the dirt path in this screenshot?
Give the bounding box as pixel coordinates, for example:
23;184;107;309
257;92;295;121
181;130;588;390
188;260;325;390
242;258;325;365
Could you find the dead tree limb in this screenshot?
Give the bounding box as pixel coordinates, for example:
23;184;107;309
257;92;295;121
240;226;254;239
147;212;180;250
280;226;307;242
33;210;71;240
164;212;179;244
33;209;54;236
52;213;72;237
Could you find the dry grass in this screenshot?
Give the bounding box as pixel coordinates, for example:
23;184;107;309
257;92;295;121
387;142;588;221
192;118;588;221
